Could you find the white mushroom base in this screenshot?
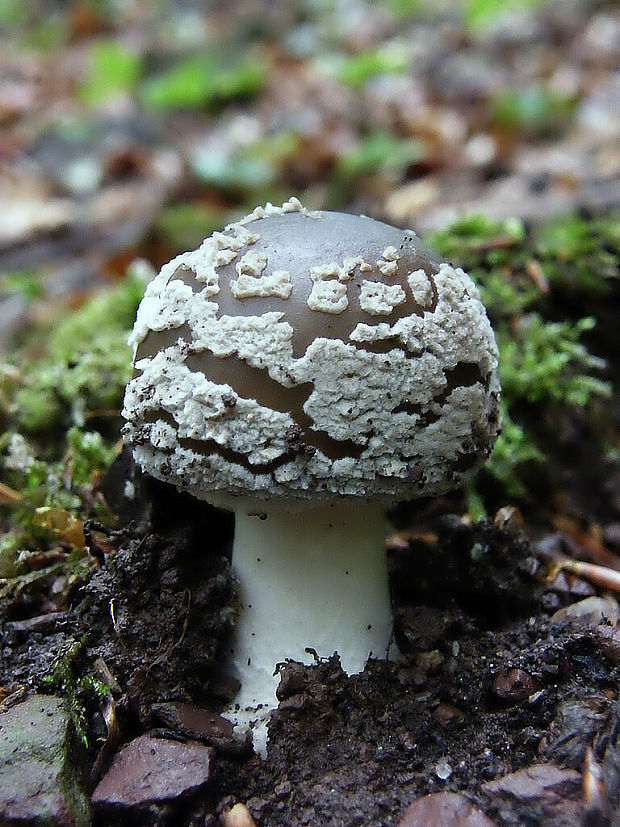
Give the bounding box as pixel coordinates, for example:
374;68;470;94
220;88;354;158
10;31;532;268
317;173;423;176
224;503;393;756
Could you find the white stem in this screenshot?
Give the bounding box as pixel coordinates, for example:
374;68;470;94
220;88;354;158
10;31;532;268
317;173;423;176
225;502;393;754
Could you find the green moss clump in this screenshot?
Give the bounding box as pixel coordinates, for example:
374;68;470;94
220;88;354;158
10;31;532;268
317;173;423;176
427;212;613;510
2;272;44;302
40;635;110;749
336;133;422;179
0;425;121;549
154;203;232;251
497;315;609;407
7;273;145;433
535;213;620;294
427;214;537;317
483;406;544;499
1;272;145;569
79;39;143;106
65;427;118;488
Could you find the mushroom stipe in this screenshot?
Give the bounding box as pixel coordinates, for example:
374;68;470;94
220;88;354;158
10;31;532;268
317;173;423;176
123;197;500;755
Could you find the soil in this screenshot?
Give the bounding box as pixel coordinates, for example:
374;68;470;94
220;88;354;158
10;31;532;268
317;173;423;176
3;463;619;825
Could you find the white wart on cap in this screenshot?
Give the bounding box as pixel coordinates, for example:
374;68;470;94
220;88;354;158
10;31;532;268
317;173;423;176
123;197;500;508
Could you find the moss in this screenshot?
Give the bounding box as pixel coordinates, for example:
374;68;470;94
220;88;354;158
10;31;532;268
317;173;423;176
12;387;63;433
78;39;143;106
336;132;422;179
427;212;613;510
66;427;118;489
463;0;547;31
0;426;119;560
0;274;141;567
427;214;537;318
496;315;610;407
484;406;545;498
40;635;110;749
7;272;145;433
2;272;44;302
154;203;233;251
535;213;620;294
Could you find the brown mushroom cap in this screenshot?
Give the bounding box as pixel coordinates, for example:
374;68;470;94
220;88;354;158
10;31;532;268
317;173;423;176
122;199;500;511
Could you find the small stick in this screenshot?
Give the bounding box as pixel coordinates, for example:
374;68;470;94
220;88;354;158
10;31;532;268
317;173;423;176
0;481;22;506
550;559;620;593
583;746;610;822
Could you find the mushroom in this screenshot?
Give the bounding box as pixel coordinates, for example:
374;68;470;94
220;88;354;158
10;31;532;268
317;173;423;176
122;197;500;753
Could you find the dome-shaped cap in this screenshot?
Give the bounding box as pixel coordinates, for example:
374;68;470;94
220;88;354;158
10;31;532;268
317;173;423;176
122;198;500;511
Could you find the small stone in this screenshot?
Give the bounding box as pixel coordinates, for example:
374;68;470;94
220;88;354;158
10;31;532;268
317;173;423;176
482;763;580;799
221;802;257;827
151;701;235;748
493;505;523;530
541;591;562;611
546;570;571;593
435;760;453;780
0;695;90;826
398;792;497;826
492;668;539;703
568;578;595;598
481;764;585;824
432;703;465;728
398;730;417;752
92;734;212;812
417;650;444;673
593;624;620;664
551;595;620;630
518;556;540;578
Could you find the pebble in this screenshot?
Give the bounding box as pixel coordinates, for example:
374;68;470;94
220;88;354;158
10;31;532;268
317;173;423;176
432;703;465;728
492;668;539;703
220;801;257;827
435;760;453;780
481;763;583;821
551;595;620;629
482;763;580;799
92;733;213;812
0;695;90;826
397;791;497;826
150;700;238;752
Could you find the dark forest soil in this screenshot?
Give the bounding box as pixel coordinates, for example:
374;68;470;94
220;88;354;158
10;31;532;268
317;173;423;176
3;473;619;826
